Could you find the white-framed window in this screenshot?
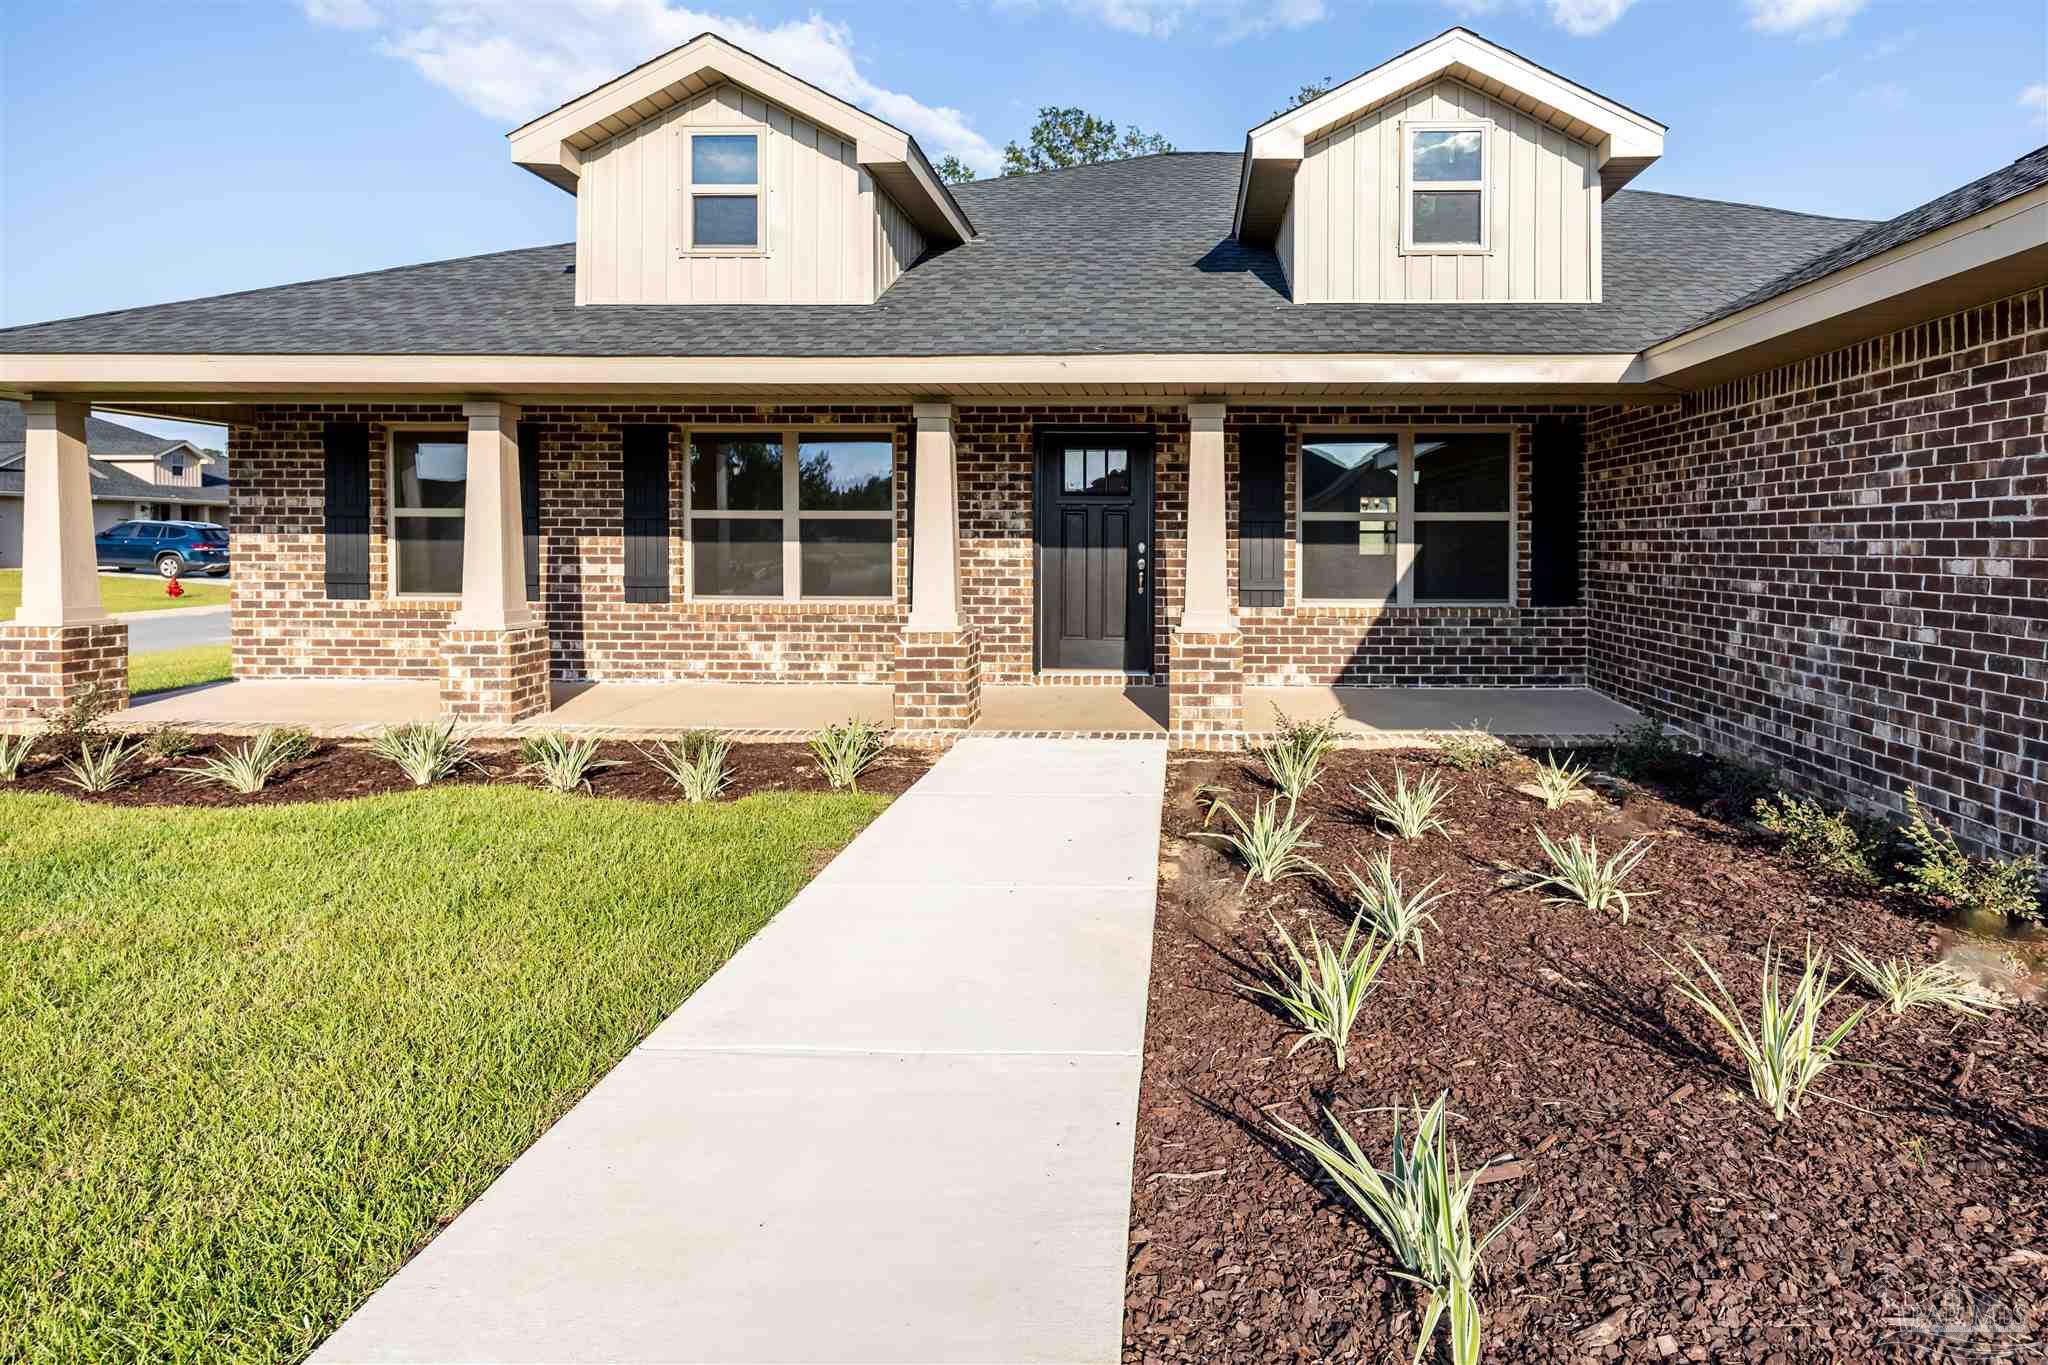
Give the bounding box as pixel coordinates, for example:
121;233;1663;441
387;427;467;597
1402;122;1488;253
1296;429;1514;606
685;428;894;601
683;129;764;253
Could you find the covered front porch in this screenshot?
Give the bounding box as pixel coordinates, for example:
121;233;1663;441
111;677;1640;747
3;393;1621;750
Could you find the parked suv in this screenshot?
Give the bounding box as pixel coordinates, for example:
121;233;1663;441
94;521;231;577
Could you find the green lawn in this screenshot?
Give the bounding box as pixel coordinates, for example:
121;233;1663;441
0;786;891;1363
131;643;233;697
0;568;231;619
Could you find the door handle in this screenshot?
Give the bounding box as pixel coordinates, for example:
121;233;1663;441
1136;540;1147;596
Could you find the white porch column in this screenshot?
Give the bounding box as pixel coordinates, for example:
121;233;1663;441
17;399;109;627
906;401;962;632
1180;399;1233;632
451;400;532;632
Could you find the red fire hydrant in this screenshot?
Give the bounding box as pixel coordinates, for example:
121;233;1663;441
166;574;184;599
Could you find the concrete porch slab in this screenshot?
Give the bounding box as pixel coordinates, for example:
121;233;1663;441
119;679;441;733
1249;686;1640;742
545;680;892;732
974;685;1166;734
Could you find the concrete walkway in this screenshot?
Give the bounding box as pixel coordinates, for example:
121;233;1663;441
314;738;1166;1365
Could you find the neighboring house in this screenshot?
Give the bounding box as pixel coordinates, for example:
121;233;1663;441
0;400;227;567
0;27;2041;862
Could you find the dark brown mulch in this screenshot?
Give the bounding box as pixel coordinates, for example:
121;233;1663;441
8;735;928;808
1127;749;2048;1364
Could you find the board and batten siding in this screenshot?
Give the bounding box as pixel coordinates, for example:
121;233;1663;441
1286;77;1601;304
573;81;925;305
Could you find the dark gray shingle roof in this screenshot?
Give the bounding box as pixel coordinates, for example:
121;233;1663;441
1671;145;2048;338
0;399;187;458
0;152;1879;358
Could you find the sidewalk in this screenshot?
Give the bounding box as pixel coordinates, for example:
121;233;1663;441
314;737;1167;1365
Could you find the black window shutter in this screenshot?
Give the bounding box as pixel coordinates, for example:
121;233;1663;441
518;421;541;603
322;421;371;600
1237;426;1287;608
1530;416;1584;608
621;424;671;604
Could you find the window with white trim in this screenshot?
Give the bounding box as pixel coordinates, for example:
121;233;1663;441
686;130;762;252
389;429;466;597
1403;123;1487;251
1297;430;1513;605
686;430;893;600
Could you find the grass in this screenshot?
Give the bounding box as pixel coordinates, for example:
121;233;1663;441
130;643;232;697
0;784;890;1363
0;568;230;619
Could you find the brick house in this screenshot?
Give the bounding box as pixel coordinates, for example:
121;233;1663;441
1;28;2042;862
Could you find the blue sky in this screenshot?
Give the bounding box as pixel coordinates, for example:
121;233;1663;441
4;0;2044;442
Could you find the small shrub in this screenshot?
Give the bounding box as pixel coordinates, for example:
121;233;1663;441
36;681;117;758
59;736;139;794
1522;829;1654;922
270;727;319;763
1896;789;2043;924
1353;765;1451;840
1200;795;1325;890
1258;709;1341;802
177;729;295;794
809;718;888;792
1839;946;2005;1019
1705;757;1776;811
641;732;733;803
1342;852;1446;962
370;721;475;787
1753;793;1881;887
1437;720;1507;772
1609;718;1686;782
1664;939;1867;1123
143;726;199;761
1528;751;1592;810
1272;1094;1527;1365
1246;914;1392;1070
518;733;614;794
0;731;35;781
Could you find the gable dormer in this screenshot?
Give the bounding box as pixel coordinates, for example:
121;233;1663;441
1236;28;1664;304
508;34;974;305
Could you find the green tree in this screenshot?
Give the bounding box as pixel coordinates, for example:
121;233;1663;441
1000;106;1174;176
933;155;977;184
1272;77;1335;119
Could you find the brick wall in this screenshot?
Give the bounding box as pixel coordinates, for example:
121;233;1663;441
233;403;913;686
1225;405;1589;687
1585;287;2046;864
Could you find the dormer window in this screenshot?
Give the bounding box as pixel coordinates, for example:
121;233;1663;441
1404;123;1487;252
686;131;762;252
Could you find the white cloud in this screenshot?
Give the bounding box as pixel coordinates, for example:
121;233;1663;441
1545;0;1635;35
1440;0;1638;36
299;1;1003;175
301;0;379;28
2023;83;2048;123
1744;0;1868;38
1003;0;1326;41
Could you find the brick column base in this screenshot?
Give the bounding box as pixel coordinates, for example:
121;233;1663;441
0;621;129;721
1168;627;1245;750
894;627;982;732
441;625;550;723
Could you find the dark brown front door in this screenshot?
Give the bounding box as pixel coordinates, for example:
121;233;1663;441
1035;430;1154;673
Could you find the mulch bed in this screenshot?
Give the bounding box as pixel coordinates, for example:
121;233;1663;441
1127;748;2047;1363
7;735;928;808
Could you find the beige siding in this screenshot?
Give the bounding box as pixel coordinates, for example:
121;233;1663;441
875;186;926;295
574;82;888;305
1287;77;1601;304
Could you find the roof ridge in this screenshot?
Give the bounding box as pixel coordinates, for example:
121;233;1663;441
954;151;1237;189
1612;187;1875;225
